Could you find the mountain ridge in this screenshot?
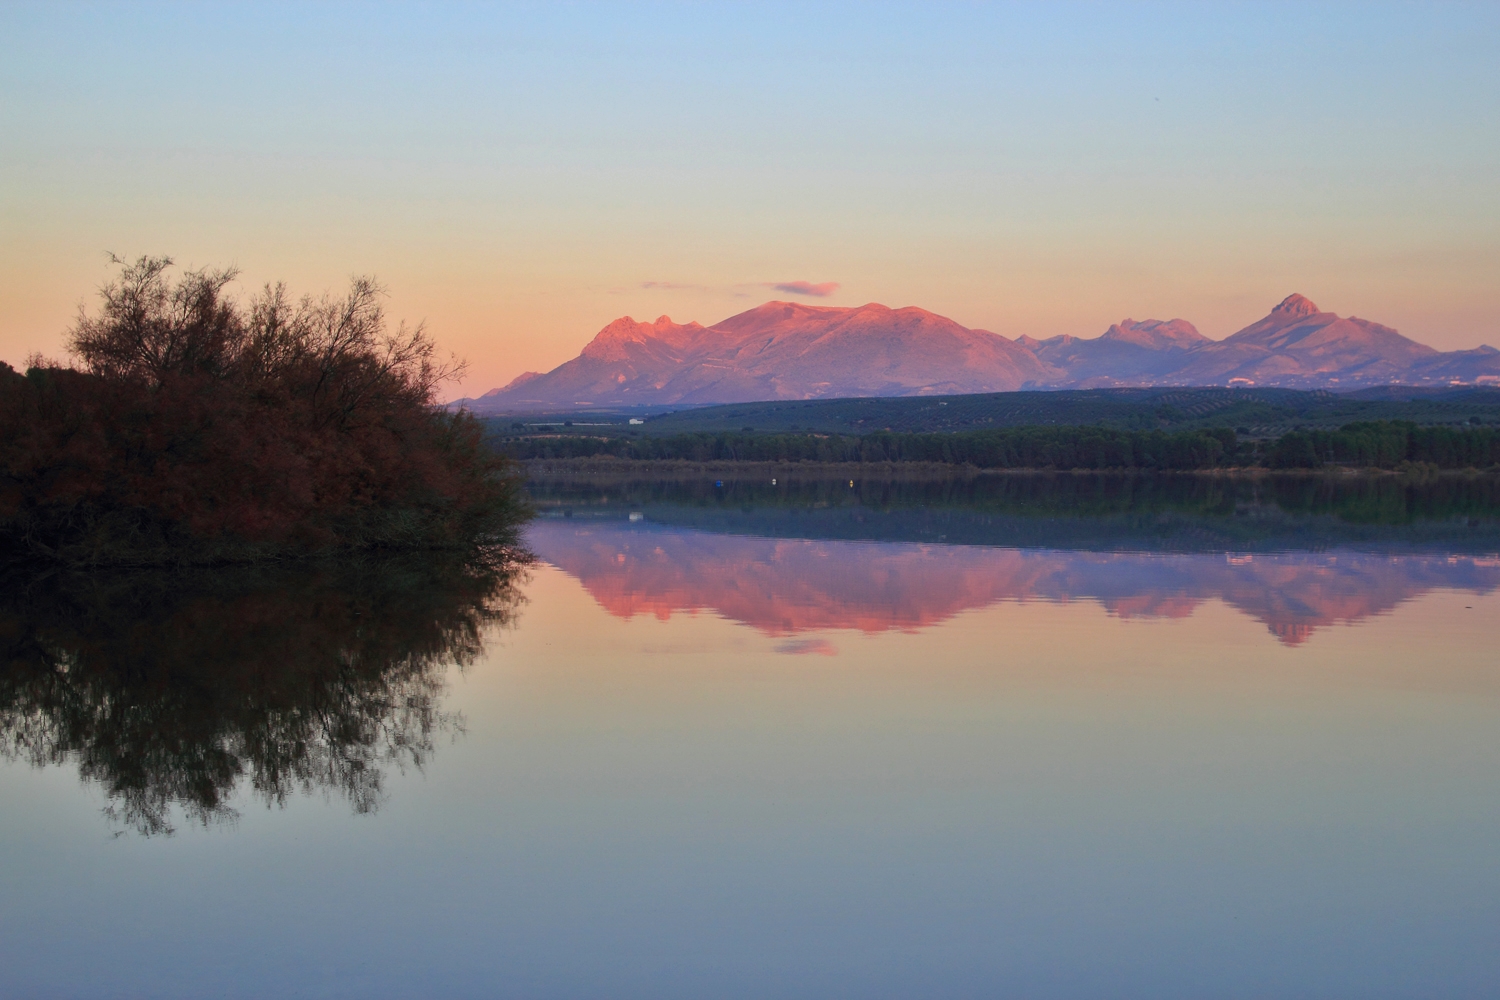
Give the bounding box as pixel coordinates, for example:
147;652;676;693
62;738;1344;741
460;294;1500;410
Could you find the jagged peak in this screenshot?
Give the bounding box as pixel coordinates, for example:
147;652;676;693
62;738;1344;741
593;314;702;339
1273;293;1320;318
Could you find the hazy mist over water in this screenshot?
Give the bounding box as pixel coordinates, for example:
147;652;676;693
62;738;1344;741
1;474;1497;997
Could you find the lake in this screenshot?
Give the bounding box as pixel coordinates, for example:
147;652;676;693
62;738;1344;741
2;471;1498;998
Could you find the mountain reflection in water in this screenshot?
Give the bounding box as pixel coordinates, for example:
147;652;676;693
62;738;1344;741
527;473;1500;646
0;551;526;835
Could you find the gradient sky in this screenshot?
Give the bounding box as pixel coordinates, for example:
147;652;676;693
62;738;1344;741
3;2;1498;398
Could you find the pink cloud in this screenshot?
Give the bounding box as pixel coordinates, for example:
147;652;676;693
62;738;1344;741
768;280;839;298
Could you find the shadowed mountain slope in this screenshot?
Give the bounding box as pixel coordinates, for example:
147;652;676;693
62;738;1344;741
1020;318;1211;386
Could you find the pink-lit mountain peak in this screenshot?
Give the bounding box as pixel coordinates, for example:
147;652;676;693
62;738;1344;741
590;313;704;345
579;314;711;361
1224;294;1436;361
693;301;1052;396
1099;318;1207;351
709;299;840;331
708;300;972;344
475;299;1056;406
1221;293;1329;347
1272;293;1321;319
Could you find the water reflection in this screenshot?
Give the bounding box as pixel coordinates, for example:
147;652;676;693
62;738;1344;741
530;522;1499;645
530;471;1500;551
526;472;1500;646
0;550;527;835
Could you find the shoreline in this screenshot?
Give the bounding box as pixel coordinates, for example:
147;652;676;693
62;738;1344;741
521;457;1490;480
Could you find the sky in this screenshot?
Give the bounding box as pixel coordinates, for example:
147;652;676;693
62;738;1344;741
2;2;1498;399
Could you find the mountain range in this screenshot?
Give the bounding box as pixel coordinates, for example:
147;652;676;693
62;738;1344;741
461;294;1500;411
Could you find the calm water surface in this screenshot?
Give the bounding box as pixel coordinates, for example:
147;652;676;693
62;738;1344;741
2;473;1498;998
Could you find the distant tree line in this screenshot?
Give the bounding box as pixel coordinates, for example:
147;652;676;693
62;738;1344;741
501;425;1239;468
0;256;527;565
528;469;1500;527
498;421;1500;472
1265;421;1500;470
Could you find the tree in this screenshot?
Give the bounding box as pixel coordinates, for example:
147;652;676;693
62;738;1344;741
0;256;528;564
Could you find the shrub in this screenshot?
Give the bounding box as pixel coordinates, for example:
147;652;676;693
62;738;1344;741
0;256;528;564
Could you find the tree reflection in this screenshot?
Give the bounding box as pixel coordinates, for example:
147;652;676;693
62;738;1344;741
0;548;529;835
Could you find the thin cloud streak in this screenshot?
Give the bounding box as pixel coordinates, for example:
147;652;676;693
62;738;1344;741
775;638;839;656
769;281;840;298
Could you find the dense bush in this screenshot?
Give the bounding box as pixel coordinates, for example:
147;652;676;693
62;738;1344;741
0;256;527;564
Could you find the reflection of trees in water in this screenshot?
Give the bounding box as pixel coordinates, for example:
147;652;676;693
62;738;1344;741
531;471;1500;525
531;472;1500;552
0;549;529;835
